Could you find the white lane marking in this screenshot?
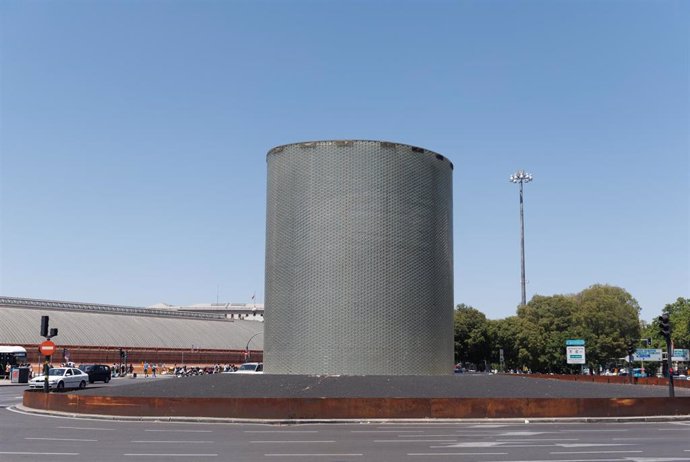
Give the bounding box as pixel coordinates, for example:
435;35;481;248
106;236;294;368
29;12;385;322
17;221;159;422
408;453;509;456
375;439;458;443
59;426;115;431
430;442;525;448
398;435;477;438
144;429;213;433
551;451;643;454
351;430;421;433
376;426;466;430
477;459;626;462
557;444;635;448
615;437;681;440
251;440;335;444
124;454;218;457
25;437;98;442
245;430;319;433
468;424;511;428
132;440;214;444
559;429;629;433
0;452;80;456
496;438;580;442
499;431;552;436
265;454;362;457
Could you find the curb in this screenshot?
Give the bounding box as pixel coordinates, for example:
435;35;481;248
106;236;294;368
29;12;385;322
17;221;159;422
11;404;690;425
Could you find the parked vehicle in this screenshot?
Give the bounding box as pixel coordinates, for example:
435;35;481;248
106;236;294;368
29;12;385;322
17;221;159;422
78;364;112;383
28;367;89;391
632;368;647;378
233;362;263;374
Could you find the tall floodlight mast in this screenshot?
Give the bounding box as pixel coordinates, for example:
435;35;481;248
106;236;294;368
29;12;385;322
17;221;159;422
510;170;533;306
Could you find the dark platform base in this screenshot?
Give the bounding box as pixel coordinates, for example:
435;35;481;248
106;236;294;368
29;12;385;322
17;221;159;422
23;374;690;420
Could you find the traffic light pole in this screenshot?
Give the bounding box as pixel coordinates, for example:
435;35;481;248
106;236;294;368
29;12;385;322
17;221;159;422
43;356;50;393
666;336;675;398
659;314;674;398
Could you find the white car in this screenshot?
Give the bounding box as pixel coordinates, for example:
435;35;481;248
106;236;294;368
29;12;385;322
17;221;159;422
28;367;89;391
232;362;263;374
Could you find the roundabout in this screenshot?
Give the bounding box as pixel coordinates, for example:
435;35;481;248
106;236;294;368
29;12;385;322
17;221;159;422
22;373;690;421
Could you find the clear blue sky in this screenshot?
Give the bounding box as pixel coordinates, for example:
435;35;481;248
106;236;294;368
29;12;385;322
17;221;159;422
1;0;688;322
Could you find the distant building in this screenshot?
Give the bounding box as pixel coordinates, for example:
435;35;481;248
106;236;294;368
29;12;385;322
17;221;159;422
0;296;263;365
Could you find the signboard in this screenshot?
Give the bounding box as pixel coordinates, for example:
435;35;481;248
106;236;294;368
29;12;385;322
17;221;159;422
566;339;585;346
38;340;56;356
566;346;586;364
632;348;663;361
672;349;690;362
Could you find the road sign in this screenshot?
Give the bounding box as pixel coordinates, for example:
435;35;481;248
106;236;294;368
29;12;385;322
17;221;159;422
566;346;586;364
672;349;690;362
566;339;585;346
39;340;56;356
632;348;663;361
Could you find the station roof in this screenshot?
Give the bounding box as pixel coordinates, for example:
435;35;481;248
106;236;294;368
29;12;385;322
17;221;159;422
0;297;264;350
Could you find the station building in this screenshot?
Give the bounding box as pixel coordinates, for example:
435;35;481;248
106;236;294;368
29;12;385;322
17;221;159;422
0;296;264;367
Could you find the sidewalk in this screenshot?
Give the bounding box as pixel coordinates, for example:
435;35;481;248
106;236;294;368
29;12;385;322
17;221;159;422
0;378;29;387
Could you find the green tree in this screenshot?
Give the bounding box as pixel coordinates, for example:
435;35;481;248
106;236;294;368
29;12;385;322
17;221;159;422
453;304;492;370
490;316;521;371
515;294;580;373
574;284;641;372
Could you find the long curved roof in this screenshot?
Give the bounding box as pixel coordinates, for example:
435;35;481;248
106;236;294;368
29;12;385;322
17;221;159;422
0;305;264;350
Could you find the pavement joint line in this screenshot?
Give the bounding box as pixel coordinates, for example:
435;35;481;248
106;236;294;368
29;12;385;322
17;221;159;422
10;404;690;425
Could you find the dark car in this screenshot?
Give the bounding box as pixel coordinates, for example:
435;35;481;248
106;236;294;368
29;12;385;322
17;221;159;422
78;364;111;383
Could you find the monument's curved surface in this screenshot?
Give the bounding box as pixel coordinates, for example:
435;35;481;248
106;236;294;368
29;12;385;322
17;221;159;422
264;140;454;375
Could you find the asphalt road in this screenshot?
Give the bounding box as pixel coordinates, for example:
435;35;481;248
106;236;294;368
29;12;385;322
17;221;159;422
2;404;690;462
4;378;690;461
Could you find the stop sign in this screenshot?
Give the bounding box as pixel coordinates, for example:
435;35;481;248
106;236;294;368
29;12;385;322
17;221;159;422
39;340;56;356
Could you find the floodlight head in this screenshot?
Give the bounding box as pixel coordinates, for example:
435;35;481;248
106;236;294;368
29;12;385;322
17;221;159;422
510;170;533;183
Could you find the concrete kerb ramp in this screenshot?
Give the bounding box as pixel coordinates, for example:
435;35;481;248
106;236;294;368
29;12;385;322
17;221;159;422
21;374;690;420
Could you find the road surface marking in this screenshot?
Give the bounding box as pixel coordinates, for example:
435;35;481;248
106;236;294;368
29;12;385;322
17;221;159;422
265;454;362;457
59;426;115;431
124;454;218;457
245;430;319;433
25;437;97;442
132;440;214;444
550;451;643;454
408;453;508;456
351;430;420;433
375;439;457;443
251;440;335;444
0;452;80;456
145;429;213;433
496;438;580;442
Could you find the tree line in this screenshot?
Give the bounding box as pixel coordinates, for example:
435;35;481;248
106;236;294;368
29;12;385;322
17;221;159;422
454;284;690;374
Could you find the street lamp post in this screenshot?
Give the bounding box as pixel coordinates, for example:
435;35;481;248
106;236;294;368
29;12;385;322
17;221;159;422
510;170;533;306
245;332;262;362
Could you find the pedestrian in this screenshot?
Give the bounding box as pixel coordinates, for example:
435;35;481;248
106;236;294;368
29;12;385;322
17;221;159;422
152;363;157;378
144;362;149;378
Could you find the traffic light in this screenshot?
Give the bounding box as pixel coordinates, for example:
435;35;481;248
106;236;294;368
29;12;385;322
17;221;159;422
627;341;635;357
659;314;671;339
49;327;58;338
40;315;49;337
